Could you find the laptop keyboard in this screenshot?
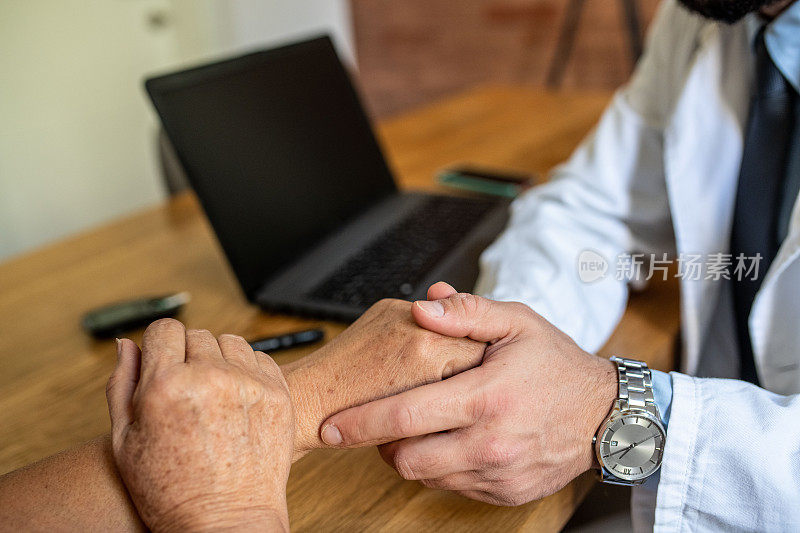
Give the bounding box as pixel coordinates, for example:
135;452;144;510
308;196;497;308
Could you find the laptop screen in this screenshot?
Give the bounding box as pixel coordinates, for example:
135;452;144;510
145;36;397;300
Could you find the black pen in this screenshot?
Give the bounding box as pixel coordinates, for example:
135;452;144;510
249;328;325;353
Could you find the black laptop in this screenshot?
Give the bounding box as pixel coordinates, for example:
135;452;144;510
145;36;509;322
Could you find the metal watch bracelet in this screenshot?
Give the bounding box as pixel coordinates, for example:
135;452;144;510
610;355;659;418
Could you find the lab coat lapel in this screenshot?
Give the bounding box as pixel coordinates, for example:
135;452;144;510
750;193;800;394
663;23;751;375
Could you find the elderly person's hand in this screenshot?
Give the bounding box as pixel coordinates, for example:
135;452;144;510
105;297;486;530
102;298;486;530
283;298;487;455
319;283;617;506
107;320;293;532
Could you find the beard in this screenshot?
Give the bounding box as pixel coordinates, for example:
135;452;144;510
676;0;783;23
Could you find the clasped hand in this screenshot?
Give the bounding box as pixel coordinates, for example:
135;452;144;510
106;297;485;531
322;282;617;506
107;283;617;531
107;323;294;532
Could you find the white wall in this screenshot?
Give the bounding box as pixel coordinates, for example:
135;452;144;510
212;0;355;64
0;0;354;261
0;0;175;260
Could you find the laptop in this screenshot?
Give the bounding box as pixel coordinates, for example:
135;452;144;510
145;36;509;322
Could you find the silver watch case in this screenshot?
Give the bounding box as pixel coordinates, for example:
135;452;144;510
594;406;666;485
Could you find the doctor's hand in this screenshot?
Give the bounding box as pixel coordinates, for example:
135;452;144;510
319;283;617;506
107;320;294;532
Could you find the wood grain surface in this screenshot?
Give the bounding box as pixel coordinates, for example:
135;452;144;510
0;86;678;532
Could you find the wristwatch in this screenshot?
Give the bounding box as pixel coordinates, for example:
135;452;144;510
593;356;666;485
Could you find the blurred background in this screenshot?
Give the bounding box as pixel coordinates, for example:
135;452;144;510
0;0;658;261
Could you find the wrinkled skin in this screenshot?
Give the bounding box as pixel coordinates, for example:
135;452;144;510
107;322;294;532
105;298;487;530
284;298;487;455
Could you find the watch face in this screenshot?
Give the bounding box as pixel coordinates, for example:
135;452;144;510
598;412;665;481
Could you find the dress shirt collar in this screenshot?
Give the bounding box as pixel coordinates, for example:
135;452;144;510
746;1;800;93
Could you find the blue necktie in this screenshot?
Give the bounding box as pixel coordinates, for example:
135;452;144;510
730;29;798;385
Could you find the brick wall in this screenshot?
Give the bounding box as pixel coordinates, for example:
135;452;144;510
350;0;661;117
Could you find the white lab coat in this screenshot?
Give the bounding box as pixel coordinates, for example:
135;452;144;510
475;1;800;530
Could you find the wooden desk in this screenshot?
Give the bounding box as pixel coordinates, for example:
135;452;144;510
0;86;678;531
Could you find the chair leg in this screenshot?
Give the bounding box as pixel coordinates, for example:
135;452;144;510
621;0;643;65
546;0;586;88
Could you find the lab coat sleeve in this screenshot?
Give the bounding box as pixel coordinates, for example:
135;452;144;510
655;372;800;531
475;0;703;352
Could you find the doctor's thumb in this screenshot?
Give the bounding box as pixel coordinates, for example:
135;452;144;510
412;293;523;343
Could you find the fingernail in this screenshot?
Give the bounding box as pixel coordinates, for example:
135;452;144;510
417;300;444;317
115;338;122;356
321;424;343;446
